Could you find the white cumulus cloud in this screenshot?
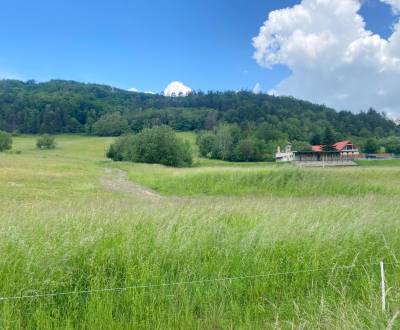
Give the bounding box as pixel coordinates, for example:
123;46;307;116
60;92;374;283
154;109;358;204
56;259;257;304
253;0;400;116
164;81;192;97
253;83;262;94
381;0;400;13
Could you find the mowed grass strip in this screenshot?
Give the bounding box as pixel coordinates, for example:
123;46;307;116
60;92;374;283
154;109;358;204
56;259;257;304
0;135;400;328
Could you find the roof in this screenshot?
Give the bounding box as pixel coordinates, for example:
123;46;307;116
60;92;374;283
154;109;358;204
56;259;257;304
312;140;353;152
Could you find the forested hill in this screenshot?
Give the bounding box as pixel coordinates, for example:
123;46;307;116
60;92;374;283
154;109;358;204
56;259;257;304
0;79;398;142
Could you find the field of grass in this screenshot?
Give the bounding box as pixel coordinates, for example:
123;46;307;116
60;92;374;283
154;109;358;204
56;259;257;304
1;135;400;329
356;159;400;167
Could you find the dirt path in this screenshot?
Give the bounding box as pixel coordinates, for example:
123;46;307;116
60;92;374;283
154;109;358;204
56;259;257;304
101;168;161;199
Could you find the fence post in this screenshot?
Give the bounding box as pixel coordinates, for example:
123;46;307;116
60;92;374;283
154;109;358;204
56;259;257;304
381;261;386;313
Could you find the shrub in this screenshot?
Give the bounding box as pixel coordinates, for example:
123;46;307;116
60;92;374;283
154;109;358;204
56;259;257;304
107;126;193;167
0;131;12;152
37;135;56;149
92;112;130;136
197;133;217;158
106;134;136;161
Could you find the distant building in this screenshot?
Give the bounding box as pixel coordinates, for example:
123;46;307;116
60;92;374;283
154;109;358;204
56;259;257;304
275;144;295;162
311;140;360;159
276;140;360;166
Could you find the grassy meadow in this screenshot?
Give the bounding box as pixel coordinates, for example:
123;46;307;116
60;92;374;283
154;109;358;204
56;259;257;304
1;135;400;329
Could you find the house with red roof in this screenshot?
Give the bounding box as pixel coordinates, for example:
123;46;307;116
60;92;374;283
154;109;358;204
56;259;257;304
311;140;359;158
276;141;360;166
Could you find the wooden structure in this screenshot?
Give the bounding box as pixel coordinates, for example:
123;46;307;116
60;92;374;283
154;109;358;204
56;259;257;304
276;140;360;166
311;140;359;159
294;151;342;162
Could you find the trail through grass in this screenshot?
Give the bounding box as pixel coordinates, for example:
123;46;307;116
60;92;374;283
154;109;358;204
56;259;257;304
0;135;399;329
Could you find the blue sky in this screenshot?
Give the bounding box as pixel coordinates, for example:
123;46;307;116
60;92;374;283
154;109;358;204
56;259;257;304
0;0;399;114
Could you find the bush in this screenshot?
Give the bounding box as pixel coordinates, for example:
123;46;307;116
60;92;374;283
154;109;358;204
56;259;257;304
0;131;12;152
107;126;193;167
197;133;217;158
106;134;136;161
37;135;56;149
92;112;130;136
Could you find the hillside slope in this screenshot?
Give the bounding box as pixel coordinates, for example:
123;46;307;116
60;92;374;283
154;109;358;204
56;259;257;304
0;79;398;142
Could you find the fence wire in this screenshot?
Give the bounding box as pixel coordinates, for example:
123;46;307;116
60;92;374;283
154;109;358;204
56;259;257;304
0;261;398;302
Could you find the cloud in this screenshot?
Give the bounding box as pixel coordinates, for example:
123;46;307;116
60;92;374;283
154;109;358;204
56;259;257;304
253;83;262;94
163;81;192;97
253;0;400;117
268;89;279;96
380;0;400;14
127;88;155;94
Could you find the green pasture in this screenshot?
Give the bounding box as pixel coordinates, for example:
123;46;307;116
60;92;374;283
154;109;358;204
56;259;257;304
0;135;399;329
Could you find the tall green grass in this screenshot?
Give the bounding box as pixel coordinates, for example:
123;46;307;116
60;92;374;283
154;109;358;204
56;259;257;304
356;159;400;167
0;135;399;328
120;164;400;197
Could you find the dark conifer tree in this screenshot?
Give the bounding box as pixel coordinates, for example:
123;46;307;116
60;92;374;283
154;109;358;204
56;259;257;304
322;127;337;151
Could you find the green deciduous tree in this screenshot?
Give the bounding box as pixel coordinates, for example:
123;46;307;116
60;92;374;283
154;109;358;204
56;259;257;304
292;140;312;152
255;122;288;143
380;137;400;154
363;138;380;154
0;80;399;145
196;125;268;162
92;112;130;136
107;126;192;167
233;137;265;162
197;133;217;158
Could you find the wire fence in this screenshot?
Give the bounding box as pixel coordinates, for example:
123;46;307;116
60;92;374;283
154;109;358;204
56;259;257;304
0;261;399;302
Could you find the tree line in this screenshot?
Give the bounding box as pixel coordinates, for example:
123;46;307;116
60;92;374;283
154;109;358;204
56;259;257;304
0;79;399;156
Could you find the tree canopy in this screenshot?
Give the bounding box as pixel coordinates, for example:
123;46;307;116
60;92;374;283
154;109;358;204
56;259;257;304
363;138;380;154
1;79;399;157
91;112;129;136
197;125;266;162
107;126;193;167
322;127;337;152
0;80;398;139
